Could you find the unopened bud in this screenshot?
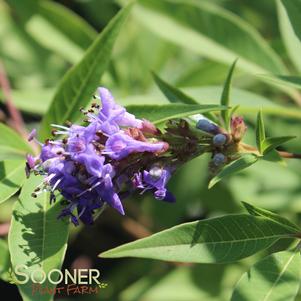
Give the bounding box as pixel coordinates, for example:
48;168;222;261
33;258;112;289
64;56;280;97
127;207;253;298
28;129;37;142
213;153;225;166
139;119;159;135
196;119;218;134
213;134;227;146
231;116;247;142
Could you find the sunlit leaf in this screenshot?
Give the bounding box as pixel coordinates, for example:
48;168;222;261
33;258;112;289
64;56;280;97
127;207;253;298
152;72;198;104
9;176;69;301
0;123;32;159
256;110;265;154
258;74;301;90
127;104;226;124
242;201;300;233
280;0;301;43
100;214;298;263
277;0;301;73
39;4;133;140
231;250;301;301
220;59;237;129
0;160;26;205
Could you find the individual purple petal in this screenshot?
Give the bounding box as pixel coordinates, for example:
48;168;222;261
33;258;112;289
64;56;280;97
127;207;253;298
26;154;36;169
142;166;174;202
99;174;125;215
103;132;167;160
133;172;144;189
76;152;105;178
98;87;142;133
28;129;37;142
40;142;64;161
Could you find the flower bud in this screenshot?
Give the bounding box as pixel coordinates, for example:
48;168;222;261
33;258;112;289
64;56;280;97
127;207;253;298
28;129;37;142
213;153;225;166
231;116;247;142
139;119;159;135
196;119;218;134
213;134;227;146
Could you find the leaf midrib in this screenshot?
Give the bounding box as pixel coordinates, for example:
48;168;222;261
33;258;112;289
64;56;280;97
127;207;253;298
262;252;297;301
103;233;292;256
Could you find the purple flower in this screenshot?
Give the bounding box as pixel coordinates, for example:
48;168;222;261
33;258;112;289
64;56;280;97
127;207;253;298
97;164;124;215
40;142;65;161
27;86;173;226
103;131;167;160
134;166;175;203
28;129;37;142
97;87;142;135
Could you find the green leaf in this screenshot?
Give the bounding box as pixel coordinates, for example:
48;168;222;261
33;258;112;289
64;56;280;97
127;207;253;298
152;72;198;104
0;239;10;282
0;123;32;159
221;59;237;129
262;136;295;155
182;86;301;120
6;0;97;63
209;154;258;188
100;214;298;263
262;149;286;165
242;201;300;233
0;88;54;115
231;250;301;301
39;4;133;140
126;104;226;124
256;110;265;154
152;73;219;122
258;74;301;90
277;0;301;73
280;0;301;43
8;176;69;301
0;160;26;205
128;0;285;75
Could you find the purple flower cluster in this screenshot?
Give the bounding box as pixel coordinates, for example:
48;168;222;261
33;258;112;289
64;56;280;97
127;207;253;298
26;87;173;225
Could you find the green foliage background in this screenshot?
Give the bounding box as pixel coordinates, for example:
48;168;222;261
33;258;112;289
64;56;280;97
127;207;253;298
1;0;301;300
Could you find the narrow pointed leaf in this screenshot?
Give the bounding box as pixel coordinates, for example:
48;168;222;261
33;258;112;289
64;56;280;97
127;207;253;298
231;250;301;301
152;72;219;122
9;176;69;301
262;136;295;155
256;110;265;154
242;202;300;233
209;154;258;188
259;74;301;90
126;104;226;124
39;4;133;139
100;214;298;263
152;72;198;104
277;0;301;73
0;160;26;205
281;0;301;42
221;59;237;128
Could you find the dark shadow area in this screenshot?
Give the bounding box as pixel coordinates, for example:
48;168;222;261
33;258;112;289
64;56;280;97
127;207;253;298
0;161;21;188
